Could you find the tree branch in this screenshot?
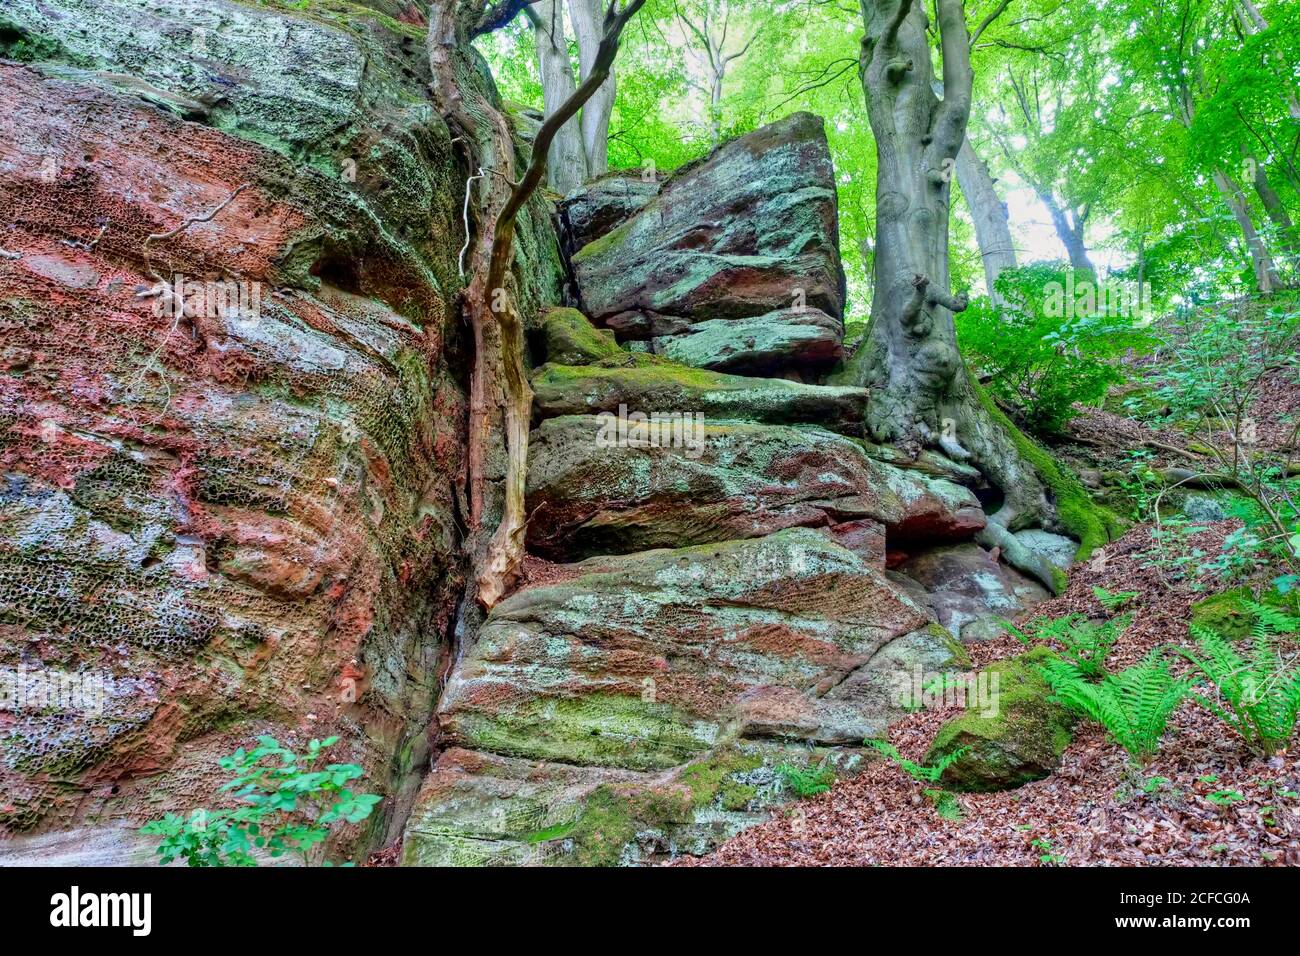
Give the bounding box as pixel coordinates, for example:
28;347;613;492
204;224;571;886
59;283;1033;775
931;0;973;154
471;0;544;37
968;0;1013;48
884;0;915;48
476;0;646;608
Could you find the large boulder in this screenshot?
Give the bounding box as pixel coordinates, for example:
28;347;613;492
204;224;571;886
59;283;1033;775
526;415;993;561
878;470;987;543
535;307;622;366
0;0;561;856
570;112;846;326
437;528;932;771
401;745;782;867
525;416;906;560
924;648;1076;791
531;353;869;431
557;169;663;250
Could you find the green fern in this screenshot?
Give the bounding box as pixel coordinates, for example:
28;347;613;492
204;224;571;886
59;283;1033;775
867;740;969;783
1093;586;1139;612
1181;601;1300;755
924;788;965;821
868;740;970;821
1242;599;1300;637
775;761;835;798
1040;651;1193;763
1007;612;1131;679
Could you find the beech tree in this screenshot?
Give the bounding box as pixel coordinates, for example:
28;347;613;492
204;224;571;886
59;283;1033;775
842;0;1115;587
673;0;761;143
569;0;621;176
956;133;1017;298
527;0;589;193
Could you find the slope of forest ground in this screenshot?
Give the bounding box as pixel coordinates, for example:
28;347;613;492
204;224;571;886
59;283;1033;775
681;307;1300;867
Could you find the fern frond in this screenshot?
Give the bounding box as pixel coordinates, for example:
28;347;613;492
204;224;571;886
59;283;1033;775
1042;652;1190;762
1183;605;1300;755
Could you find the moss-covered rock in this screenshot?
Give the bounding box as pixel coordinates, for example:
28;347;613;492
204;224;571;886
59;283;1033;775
525;415;908;560
532;352;870;431
1190;589;1256;641
557;168;663;250
895;543;1050;641
537;307;621;366
400;745;780;866
924;647;1075;791
650;306;843;377
1190;587;1300;641
0;0;562;858
570;112;846;325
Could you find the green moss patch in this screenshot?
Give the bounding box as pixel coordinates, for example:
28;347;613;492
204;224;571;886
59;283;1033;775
537;307;621;365
973;383;1123;564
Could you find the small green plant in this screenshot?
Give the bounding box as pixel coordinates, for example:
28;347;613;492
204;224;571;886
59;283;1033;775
868;740;969;819
142;735;381;867
867;740;969;783
1140;296;1300;579
1007;612;1131;679
1141;775;1171;795
1093;586;1138;612
1118;450;1163;521
1182;600;1300;755
1040;652;1194;763
1206;789;1245;806
1031;837;1064;865
926;789;965;821
775;761;835;798
956;265;1149;434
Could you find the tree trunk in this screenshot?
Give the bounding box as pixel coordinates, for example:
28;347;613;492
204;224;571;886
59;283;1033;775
426;1;535;611
710;64;724;144
1214;167;1281;293
1248;155;1298;264
426;1;515;541
955;134;1017;298
429;0;645;608
529;0;588;194
842;0;1114;590
1236;0;1300;118
1039;192;1094;275
568;0;616;176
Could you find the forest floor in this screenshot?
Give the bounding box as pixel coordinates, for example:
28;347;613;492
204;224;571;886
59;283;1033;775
680;381;1300;867
679;521;1299;866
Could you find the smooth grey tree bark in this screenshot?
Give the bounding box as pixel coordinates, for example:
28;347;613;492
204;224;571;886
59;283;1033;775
1169;43;1282;294
841;0;1111;589
994;67;1096;275
845;0;976;450
1040;192;1095;275
1214;167;1282;293
567;0;617;176
675;0;760;144
955;134;1017;297
527;0;588;193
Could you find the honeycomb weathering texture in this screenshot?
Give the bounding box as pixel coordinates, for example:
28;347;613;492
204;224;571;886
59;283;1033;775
0;0;562;852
